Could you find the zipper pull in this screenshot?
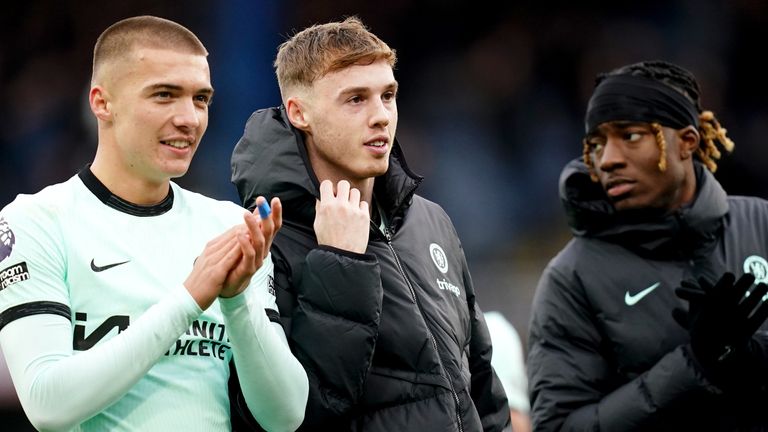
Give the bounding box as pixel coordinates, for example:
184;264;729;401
382;224;392;242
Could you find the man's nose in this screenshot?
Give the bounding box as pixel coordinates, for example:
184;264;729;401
598;138;624;172
368;97;391;128
173;98;202;129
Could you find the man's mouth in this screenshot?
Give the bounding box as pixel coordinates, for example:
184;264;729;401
364;139;387;148
161;140;191;149
605;178;634;198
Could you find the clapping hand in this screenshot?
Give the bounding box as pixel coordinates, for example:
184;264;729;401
673;272;768;390
220;196;282;298
185;197;282;308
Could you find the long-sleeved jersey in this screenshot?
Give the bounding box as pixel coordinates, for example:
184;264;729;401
0;167;308;431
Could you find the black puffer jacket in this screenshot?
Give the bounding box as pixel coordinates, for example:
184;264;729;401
528;158;768;431
231;107;509;431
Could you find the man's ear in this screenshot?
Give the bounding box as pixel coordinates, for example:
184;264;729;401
285;97;311;132
89;85;112;122
678;125;700;160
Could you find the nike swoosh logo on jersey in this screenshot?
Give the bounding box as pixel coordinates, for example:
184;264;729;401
625;282;661;306
90;259;130;272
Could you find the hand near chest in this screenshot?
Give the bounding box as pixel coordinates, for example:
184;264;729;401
314;180;370;254
184;197;281;308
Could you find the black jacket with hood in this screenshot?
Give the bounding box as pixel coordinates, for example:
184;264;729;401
230;107;509;431
528;158;768;431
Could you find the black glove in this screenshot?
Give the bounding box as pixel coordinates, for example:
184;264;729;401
673;272;768;390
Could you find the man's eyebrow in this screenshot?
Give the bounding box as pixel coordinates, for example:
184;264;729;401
144;83;214;96
338;86;370;97
338;81;399;98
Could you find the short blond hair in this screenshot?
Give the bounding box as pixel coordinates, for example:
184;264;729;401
274;16;396;99
92;15;207;84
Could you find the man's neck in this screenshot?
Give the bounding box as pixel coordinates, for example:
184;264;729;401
90;157;170;205
316;173;375;214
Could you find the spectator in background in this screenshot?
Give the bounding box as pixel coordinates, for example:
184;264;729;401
485;311;532;432
528;60;768;431
231;16;509;431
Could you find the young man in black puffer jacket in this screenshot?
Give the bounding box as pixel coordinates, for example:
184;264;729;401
230;17;509;432
529;60;768;431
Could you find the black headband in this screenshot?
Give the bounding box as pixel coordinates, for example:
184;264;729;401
584;74;699;134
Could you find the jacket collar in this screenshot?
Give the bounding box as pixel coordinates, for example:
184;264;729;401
559;158;728;258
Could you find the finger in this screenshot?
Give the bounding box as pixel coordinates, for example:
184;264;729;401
336;180;350;201
235;230;257;274
263;197;282;253
695;276;714;292
253;196;275;241
244;212;261;241
198;229;240;266
218;235;244;270
254;196;272;219
225;251;257;294
243;212;266;254
359;199;369;216
271;197;283;233
739;281;768;317
248;217;267;262
671;307;690;330
319;180;334;202
710;272;737;303
735;272;757;294
722;272;755;307
349;187;361;208
744;286;768;336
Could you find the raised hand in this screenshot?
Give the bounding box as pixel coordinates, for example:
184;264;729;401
220;196;283;298
184;225;249;309
674;272;768;389
314;180;370;254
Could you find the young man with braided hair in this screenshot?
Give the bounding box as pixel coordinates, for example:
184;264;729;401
0;16;308;431
528;60;768;431
231;16;510;431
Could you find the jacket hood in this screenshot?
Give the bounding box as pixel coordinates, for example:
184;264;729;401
559;157;728;258
231;106;423;229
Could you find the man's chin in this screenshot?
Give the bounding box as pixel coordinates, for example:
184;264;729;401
366;164;389;178
162;158;193;176
609;195;636;211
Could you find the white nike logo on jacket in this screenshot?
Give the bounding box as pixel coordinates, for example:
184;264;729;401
625;282;661;306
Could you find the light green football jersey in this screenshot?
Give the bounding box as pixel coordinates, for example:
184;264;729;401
0;170;277;431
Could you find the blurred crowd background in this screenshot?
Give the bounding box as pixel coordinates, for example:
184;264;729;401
2;0;767;428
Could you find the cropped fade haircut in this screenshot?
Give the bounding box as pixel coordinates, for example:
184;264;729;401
274;16;396;100
583;60;734;178
92;15;208;84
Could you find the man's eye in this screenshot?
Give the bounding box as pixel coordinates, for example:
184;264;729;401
586;138;603;150
195;95;211;105
155;91;172;99
348;96;363;104
382;91;396;102
626;132;643;142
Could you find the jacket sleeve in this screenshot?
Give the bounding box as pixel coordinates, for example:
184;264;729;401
528;264;718;432
279;244;383;428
